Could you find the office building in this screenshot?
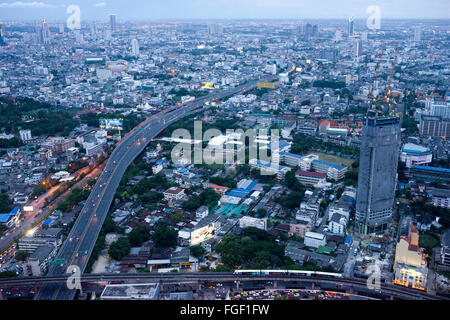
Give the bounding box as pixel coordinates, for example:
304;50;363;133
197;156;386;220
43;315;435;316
414;26;421;42
355;115;401;235
419;115;450;137
348;17;355;37
0;22;5;46
355;39;362;57
441;229;450;266
131;38;140;56
19;129;32;142
109;14;117;31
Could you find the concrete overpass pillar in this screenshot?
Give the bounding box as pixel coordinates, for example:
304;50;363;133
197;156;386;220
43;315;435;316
311;282;315;290
236;280;240;291
273;280;277;289
390;295;394;300
349;286;353;294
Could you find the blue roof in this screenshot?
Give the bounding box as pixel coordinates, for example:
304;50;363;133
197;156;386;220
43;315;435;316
345;236;352;244
279;151;304;160
0;206;19;223
413;165;450;173
43;218;54;225
312;159;346;170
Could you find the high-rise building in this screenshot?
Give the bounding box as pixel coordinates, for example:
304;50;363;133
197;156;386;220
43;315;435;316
109;14;116;31
355;39;362;57
0;22;6;46
355;113;401;235
131;38;139;56
348;16;355;37
37;19;51;44
207;23;223;35
58;23;64;34
414;26;421;42
90;22;97;38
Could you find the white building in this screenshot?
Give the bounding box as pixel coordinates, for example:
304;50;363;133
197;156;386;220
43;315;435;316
131;38;140;56
328;213;347;235
304;231;326;248
19;129;32;141
163;187;185;201
400;143;432;168
196;206;209;220
239;216;267;231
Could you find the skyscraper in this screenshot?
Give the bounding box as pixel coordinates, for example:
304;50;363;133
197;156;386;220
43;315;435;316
41;19;50;44
0;22;5;46
109;14;116;31
414;26;422;42
207;23;223;36
348;16;355;37
355;112;401;235
355;39;362;57
131;38;139;56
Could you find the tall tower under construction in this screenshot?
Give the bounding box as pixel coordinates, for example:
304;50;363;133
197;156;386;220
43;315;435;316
355;111;401;235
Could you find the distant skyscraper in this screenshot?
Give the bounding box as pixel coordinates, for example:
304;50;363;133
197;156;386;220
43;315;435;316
348;16;355;37
334;30;343;42
0;22;5;46
90;22;97;38
355;112;401;235
59;23;64;34
131;38;139;56
40;19;50;44
305;23;313;41
361;31;368;42
109;14;116;31
355;39;362;57
414;26;422;42
207;23;223;35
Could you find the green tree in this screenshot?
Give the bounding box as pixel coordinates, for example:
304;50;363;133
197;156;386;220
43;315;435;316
15;250;29;261
152;222;178;248
108;237;131;260
190;245;206;259
128;226;150;247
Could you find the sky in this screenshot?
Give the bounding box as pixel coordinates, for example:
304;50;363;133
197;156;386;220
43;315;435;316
0;0;449;21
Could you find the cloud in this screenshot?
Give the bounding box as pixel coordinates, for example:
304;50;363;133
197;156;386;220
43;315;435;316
94;2;106;7
0;1;56;8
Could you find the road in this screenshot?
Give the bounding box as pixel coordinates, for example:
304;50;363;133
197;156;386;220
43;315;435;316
36;75;276;300
1;272;443;300
0;162;104;263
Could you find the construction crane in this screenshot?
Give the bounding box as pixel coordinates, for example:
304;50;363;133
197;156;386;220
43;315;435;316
383;42;400;115
384;42;399;104
368;45;384;107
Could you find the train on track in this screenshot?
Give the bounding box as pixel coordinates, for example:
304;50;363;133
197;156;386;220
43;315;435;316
233;269;344;279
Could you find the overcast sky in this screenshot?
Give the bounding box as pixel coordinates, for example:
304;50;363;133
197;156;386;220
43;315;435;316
0;0;449;21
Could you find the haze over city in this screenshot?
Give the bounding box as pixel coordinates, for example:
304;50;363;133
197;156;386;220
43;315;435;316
0;0;448;308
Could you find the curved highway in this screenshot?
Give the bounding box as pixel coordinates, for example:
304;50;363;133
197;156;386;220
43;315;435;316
36;75;276;300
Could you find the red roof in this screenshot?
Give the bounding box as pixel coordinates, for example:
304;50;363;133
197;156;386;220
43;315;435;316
295;170;326;178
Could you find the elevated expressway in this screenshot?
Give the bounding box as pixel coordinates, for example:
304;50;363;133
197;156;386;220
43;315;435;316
35;75;275;300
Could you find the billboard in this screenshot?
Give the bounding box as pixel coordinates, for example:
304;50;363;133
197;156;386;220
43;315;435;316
257;82;275;89
23;206;34;212
190;223;215;245
201;82;214;89
99;119;123;131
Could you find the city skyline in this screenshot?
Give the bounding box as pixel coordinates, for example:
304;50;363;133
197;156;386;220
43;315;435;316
0;0;449;21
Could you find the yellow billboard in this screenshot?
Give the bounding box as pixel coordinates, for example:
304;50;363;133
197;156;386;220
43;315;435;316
257;82;275;89
191;223;215;245
201;82;215;89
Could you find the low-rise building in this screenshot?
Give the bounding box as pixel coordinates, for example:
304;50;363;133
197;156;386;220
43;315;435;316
304;231;326;248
